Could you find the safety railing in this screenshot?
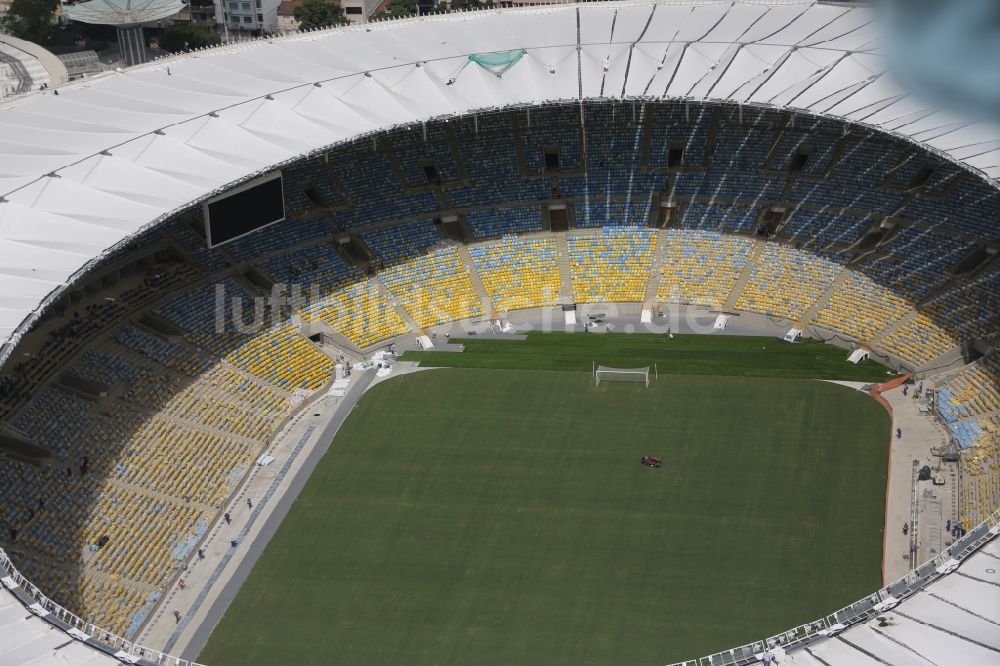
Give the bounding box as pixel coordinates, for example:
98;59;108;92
0;547;204;666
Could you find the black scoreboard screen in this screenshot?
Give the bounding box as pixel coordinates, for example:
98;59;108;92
204;172;285;247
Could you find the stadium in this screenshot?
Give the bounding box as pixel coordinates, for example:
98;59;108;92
0;1;999;665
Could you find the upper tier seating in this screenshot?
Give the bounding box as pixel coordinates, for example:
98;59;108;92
581;199;651;227
282;162;347;212
258;244;362;302
561;106;663;213
162;217;229;272
264;101;1000;246
520;126;581;173
782;209;870;250
904;179;1000;243
223;215;332;263
394;137;460;186
788;137;905;214
330;144;439;228
677;201;759;234
860;228;971;302
465;208;544;239
918;264;1000;344
111;326;211;376
157;281;334;389
362;221;442;268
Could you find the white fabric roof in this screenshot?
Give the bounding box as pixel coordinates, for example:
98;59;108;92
780;534;1000;666
1;0;999;358
0;585;119;665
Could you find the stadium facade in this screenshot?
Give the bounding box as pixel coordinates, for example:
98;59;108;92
0;1;998;664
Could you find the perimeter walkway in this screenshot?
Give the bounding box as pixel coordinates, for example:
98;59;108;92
135;369;376;661
878;382;955;583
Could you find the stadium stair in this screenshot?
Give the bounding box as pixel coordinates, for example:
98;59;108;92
553;232;574;304
302;319;365;358
445;131;469;182
641;228;672;308
159;229;216;273
455;244;495;318
795;264;849;329
868;309;920;346
370;276;423;335
722;239;767;311
103;477;215;515
381;147;413;191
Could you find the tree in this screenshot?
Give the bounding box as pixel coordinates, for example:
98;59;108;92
293;0;348;30
2;0;58;44
378;0;417;20
449;0;492;10
159;23;221;53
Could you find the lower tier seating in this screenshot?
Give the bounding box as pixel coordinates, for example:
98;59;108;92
880;313;958;367
812;272;912;344
303;281;409;349
656;230;754;308
0;225;992;644
470;235;561;312
568;227;657;303
735;243;843;320
945;358;1000;529
0;342;297;637
380;248;483;328
223;324;333;391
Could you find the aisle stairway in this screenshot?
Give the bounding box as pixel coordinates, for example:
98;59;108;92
869;309;920;347
642;228;672;306
370;277;423;334
795;265;849;329
455;244;494;318
722;239;767;310
553;232;573;303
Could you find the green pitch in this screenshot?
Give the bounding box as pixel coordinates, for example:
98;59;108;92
199;363;889;665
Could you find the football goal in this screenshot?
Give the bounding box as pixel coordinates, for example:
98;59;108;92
593;364;656;388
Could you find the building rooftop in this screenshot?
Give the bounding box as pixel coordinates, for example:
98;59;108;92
276;0;303;17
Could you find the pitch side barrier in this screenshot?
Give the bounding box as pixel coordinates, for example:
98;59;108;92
665;508;1000;666
0;547;203;666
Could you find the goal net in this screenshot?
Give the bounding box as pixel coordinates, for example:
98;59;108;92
594;365;652;388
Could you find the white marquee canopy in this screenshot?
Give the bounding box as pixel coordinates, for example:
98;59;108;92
1;0;999;359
